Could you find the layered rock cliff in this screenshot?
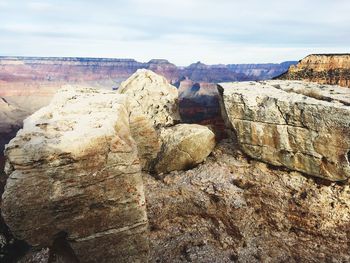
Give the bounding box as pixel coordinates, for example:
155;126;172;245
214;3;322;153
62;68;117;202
278;54;350;87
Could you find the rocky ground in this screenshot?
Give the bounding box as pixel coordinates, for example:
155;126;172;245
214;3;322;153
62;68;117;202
146;140;350;263
7;139;350;262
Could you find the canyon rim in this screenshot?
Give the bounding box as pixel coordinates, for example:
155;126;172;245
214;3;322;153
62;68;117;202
0;54;350;262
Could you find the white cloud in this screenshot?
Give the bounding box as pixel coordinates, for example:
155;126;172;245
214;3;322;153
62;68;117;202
0;0;349;64
27;1;54;12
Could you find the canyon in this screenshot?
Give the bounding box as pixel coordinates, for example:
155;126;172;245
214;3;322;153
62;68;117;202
1;54;350;262
1;68;350;262
0;56;296;172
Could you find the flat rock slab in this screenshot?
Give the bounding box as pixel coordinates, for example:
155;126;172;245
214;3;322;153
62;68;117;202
219;80;350;181
2;86;149;262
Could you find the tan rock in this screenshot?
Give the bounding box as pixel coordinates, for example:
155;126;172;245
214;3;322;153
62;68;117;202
154;124;216;174
278;54;350;88
126;98;161;171
118;69;181;128
1;86;149;262
145;140;350;262
219;80;350;181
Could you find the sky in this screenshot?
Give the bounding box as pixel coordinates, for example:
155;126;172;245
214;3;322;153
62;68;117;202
0;0;349;66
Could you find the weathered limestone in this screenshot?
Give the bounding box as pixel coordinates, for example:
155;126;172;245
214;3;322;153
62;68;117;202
1;70;217;261
2;86;150;262
154;124;216;174
119;70;215;175
118;69;181;128
127;98;161;171
219;80;350;181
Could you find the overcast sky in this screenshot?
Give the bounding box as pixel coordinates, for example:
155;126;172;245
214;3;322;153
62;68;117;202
0;0;349;65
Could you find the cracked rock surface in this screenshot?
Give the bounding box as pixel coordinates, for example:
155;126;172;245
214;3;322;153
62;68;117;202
2;86;150;262
219;80;350;181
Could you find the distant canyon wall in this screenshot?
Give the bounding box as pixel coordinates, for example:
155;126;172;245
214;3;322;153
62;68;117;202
278;54;350;88
0;56;296;169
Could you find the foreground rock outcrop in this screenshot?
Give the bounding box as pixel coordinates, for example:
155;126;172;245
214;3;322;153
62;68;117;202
1;70;217;262
219;80;350;181
118;70;214;175
278;54;350;88
4;68;350;262
2;87;150;262
10;139;350;262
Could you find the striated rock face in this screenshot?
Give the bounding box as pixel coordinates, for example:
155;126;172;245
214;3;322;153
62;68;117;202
219;80;350;181
155;124;216;174
2;87;149;262
278;54;350;88
118;69;181;128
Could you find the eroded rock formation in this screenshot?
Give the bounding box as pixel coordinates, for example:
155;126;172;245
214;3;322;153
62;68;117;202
2;86;150;262
219;80;350;181
1;71;217;262
118;70;215;175
2;67;350;262
278;54;350;88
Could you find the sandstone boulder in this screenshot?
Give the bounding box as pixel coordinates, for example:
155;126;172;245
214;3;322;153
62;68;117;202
118;69;181;128
2;86;150;262
219;80;350;181
118;70;215;175
154;124;216;174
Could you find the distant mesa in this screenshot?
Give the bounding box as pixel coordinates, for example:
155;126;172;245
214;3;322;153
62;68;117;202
277;54;350;88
